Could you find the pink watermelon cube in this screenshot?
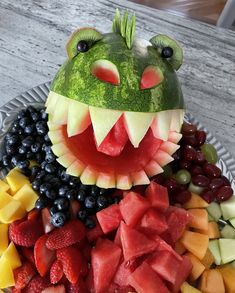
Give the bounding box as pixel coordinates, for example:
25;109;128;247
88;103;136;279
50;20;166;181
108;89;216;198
145;182;169;211
86;217;104;243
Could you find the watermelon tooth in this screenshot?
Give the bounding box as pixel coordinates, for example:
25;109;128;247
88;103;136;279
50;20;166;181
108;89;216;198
151;110;172;141
45;91;59;113
56;153;76;168
154;149;174;166
51;143;69;157
131;170;150;186
67;99;91;137
170;109;185;132
116;174;132;190
168;131;182;144
144;160;163;177
48;129;64;144
80;166;97;185
159;141;180;156
96;172;116;189
47;121;60;131
89;106;122;146
124;112;154;147
66;160;85;177
51;95;69;125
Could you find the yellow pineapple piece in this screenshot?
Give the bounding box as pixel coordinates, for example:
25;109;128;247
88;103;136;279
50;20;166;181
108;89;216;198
6;169;30;194
0;191;13;209
0;180;9;192
2;242;21;270
0;224;9;255
0;200;26;223
181;282;202;293
14;184;38;212
0;256;15;288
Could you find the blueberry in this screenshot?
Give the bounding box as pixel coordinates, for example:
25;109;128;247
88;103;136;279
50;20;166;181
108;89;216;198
58;185;70;197
113;196;121;204
22;136;34;148
19;117;30;128
36;121;48;136
36;170;46;180
40;109;48;120
50;206;58;216
21;167;31;177
99;188;108;196
79;183;89;191
77;189;86;202
35;153;44;163
32;179;41;191
26;152;35;160
11;155;23;167
42;144;51;153
97;196;108;209
44;163;56;174
2;155;11;167
41;161;47;170
35;197;48;209
60;170;71;182
5;133;18;145
51;212;66;227
31;166;41;178
45;153;56;163
85;217;96;229
39;183;51;195
31;112;40;122
27;106;36;113
5;144;17;155
11;125;20;134
48;178;61;189
17;110;27;120
69;177;79;188
90;185;99;197
54;198;70;211
24;125;35;134
19;145;28;154
17;160;30;170
45;189;57;200
43;174;55;182
66;189;76;200
44;134;50;142
77;210;88;222
84;196;96;209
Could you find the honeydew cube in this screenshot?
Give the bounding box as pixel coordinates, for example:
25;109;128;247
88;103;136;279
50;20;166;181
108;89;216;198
0;191;13;209
0;257;15;288
230;218;235;228
6;169;30;194
2;242;21;270
208;240;221;265
219;239;235;264
0;200;26;223
221;225;235;239
14;184;38;212
206;202;222;221
0;224;9;255
220;196;235;220
0;180;9;192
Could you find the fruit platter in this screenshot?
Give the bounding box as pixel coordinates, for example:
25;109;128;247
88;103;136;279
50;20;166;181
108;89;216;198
0;9;235;293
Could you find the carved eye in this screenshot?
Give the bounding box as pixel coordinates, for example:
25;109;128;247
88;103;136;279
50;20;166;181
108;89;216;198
161;47;173;58
140;66;164;90
91;59;120;85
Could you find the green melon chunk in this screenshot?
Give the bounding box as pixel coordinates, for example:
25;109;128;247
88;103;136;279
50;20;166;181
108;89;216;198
219;239;235;264
207;212;214;222
208;240;221;265
220;197;235;220
221;225;235;239
229;218;235;228
207;202;222;222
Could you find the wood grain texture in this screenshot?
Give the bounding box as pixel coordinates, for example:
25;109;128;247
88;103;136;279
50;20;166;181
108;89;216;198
0;0;234;157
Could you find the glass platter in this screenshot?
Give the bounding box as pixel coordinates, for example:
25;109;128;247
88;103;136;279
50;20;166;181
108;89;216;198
0;82;235;293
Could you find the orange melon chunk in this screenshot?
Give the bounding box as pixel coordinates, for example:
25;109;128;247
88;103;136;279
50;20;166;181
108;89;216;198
174;241;186;255
180;231;209;260
183;193;209;209
199;269;225;293
197;221;220;239
181;282;202;293
185;252;205;281
188;208;208;230
201;249;215;269
218;265;235;293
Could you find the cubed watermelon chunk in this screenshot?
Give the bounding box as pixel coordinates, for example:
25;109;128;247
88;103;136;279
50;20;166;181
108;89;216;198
120;221;157;262
86;217;104;243
145;182;169;211
147;250;182;284
114;226;121;247
138;208;168;235
119;192;150;227
91;238;122;293
96;204;123;234
128;262;170;293
113;259;133;287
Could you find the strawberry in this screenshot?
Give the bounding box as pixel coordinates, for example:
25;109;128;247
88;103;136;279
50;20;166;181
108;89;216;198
9;217;44;247
42;208;55;234
22;275;50;293
66;278;89;293
12;288;22;293
46;220;85;250
20;247;35;265
41;284;66;293
56;246;82;284
34;234;56;277
50;259;64;284
14;261;36;289
27;209;40;221
70;201;81;219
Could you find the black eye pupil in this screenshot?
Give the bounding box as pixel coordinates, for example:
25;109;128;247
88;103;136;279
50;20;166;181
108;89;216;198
77;40;89;52
161;47;173;58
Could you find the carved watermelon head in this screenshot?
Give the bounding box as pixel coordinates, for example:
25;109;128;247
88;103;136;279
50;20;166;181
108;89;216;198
46;10;185;189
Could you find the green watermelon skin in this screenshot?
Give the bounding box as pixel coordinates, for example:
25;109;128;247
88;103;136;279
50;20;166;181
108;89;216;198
51;33;184;113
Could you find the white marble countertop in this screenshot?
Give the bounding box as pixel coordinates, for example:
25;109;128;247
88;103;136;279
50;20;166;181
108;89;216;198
0;0;235;157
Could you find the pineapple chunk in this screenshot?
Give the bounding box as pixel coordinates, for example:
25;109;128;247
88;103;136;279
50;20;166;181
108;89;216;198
0;200;26;223
14;184;38;212
0;180;9;192
0;224;9;255
6;169;30;194
0;257;15;288
0;191;13;209
2;242;21;270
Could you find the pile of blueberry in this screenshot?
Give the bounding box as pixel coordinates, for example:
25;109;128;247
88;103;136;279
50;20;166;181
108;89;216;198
1;106;120;228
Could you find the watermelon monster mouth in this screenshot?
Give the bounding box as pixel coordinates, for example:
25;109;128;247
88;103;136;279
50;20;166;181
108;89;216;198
46;92;184;189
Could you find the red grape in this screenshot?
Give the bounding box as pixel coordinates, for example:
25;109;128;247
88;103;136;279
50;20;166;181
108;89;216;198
190;165;203;176
195;130;206;146
209;178;224;190
182;145;197;161
174;190;192;204
194;151;206;165
201;189;215;203
221;175;231;187
181;123;197;136
192;174;210;187
179;160;191;170
164;178;179;193
215;186;233;202
203;163;221;178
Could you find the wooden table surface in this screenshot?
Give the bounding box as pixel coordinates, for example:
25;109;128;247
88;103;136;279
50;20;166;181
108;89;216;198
0;0;235;157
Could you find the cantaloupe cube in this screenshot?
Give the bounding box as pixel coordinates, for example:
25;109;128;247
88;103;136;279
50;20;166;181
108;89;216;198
180;230;209;260
181;282;202;293
0;180;9;192
199;269;225;293
0;257;15;288
201;249;215;269
0;224;9;255
6;169;30;194
0;200;26;223
2;242;21;270
218;265;235;293
188;208;208;230
174;241;186;255
0;191;13;209
185;252;205;281
196;221;220;239
14;184;38;212
183;193;209;209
